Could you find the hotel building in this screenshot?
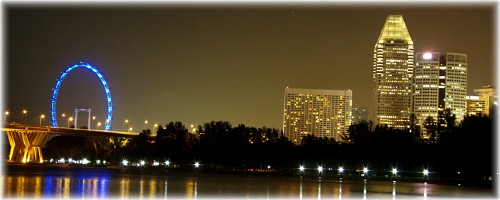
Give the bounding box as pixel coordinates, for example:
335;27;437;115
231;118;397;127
283;88;352;144
372;15;414;129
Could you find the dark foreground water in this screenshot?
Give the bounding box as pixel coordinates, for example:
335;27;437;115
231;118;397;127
1;165;495;199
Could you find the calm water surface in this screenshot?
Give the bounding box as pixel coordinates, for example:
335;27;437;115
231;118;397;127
1;166;494;199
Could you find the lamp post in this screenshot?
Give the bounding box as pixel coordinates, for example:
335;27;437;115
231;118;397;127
92;116;96;129
128;127;133;132
97;122;101;130
68;117;73;128
22;109;27;124
144;120;148;129
125;119;129;132
39;114;45;126
4;111;9;123
154;123;158;133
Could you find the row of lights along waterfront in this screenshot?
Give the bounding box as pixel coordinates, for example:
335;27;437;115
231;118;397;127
3;109;177;132
46;156;432;178
298;165;430;177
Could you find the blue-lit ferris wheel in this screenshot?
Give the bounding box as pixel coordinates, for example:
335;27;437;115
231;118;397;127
50;62;113;130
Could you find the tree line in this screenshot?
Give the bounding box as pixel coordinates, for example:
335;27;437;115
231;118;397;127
40;112;494;181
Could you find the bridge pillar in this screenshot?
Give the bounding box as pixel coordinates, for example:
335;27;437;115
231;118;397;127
5;129;51;163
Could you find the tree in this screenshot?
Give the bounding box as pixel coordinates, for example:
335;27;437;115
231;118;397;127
347;120;372;144
423;116;437;144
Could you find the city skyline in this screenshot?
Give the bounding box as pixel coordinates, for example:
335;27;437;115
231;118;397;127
4;3;495;131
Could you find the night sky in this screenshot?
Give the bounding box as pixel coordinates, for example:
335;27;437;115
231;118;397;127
4;2;496;132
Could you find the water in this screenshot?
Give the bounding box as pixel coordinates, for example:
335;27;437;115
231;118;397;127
1;165;494;199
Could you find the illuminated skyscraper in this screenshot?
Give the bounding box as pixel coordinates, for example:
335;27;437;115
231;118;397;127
372;15;414;129
414;52;467;137
283;88;352;144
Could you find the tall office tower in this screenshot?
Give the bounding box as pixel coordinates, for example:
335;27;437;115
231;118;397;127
283;88;352;144
414;52;467;136
372;15;414;129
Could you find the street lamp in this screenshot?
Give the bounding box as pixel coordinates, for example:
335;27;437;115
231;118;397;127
4;111;9;123
97;122;101;130
392;168;398;176
299;165;305;172
154;123;158;132
92;116;96;129
125;119;129;131
195;162;200;168
144;120;148;129
39;114;45;126
363;167;368;174
339;166;344;174
423;169;429;176
318;166;323;173
22;109;27;124
68;117;73;128
128;127;133;132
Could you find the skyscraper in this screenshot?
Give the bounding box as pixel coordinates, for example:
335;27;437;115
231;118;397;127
283;88;352;144
414;52;467;137
372;15;414;129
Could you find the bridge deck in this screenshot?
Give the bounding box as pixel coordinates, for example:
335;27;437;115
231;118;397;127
2;124;139;138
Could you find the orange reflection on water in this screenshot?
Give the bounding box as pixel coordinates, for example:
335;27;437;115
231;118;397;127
33;176;42;198
120;177;130;198
149;178;156;199
185;177;198;199
15;176;25;198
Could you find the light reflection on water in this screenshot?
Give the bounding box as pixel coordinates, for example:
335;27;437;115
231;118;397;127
2;170;494;199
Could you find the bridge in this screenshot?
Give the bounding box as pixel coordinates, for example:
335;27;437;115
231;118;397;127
3;62;143;163
2;123;139;163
